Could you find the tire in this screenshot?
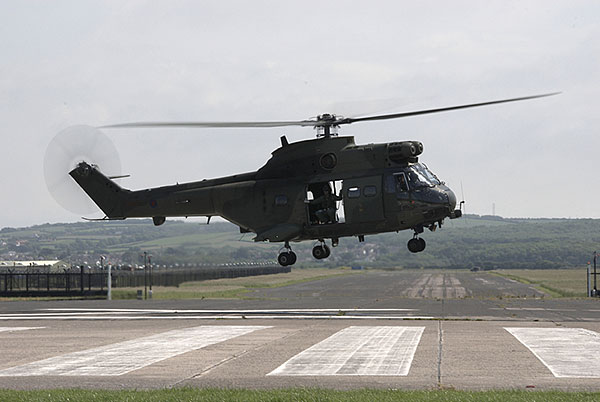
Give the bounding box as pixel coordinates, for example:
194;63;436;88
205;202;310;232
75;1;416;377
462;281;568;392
312;246;325;259
323;245;331;258
417;238;426;252
288;251;297;265
407;238;420;253
278;252;291;266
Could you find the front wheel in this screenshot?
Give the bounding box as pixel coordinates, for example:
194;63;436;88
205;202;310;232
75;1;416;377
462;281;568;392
407;238;421;253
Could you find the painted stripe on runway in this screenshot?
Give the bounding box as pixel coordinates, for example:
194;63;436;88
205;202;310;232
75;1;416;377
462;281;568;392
505;327;600;378
268;326;424;376
0;327;44;333
0;325;269;376
40;308;419;313
0;314;433;321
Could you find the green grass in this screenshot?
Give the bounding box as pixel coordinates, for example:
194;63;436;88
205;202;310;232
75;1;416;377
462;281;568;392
112;268;359;300
493;269;588;298
0;388;598;402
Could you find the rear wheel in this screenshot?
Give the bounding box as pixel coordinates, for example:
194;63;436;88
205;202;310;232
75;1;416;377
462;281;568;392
288;251;297;265
312;245;326;259
278;252;295;266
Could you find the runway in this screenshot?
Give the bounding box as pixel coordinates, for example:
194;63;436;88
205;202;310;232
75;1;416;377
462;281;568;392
1;270;599;391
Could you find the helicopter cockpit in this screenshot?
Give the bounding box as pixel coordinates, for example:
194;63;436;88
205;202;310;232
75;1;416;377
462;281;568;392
390;163;441;194
406;163;441;188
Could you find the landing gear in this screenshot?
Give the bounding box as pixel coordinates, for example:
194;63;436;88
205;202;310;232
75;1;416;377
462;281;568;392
407;236;426;253
312;239;331;260
278;251;296;266
278;241;297;266
312;244;331;260
278;239;335;264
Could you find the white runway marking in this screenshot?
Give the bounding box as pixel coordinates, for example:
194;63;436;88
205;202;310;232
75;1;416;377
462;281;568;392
40;308;419;313
0;315;432;321
0;325;269;376
0;308;430;321
505;327;600;378
269;326;424;376
0;327;44;333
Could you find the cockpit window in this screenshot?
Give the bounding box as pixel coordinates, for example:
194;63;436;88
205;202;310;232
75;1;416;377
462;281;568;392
395;173;409;192
406;163;440;188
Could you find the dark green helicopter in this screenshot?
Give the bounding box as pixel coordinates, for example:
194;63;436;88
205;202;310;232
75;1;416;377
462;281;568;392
69;93;557;266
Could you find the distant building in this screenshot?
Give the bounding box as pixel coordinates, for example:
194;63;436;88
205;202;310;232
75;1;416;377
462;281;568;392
0;260;62;271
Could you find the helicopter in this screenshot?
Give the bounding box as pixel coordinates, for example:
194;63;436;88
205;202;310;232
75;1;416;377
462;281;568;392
66;93;557;266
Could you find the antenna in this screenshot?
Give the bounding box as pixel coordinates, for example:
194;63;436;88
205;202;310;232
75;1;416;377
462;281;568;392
460;181;468;226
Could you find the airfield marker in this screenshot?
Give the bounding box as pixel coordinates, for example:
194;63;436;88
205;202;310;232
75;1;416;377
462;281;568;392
269;326;424;376
505;327;600;378
0;325;269;376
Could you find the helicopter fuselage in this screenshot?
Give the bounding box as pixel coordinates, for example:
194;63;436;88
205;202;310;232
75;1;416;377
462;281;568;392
70;135;461;263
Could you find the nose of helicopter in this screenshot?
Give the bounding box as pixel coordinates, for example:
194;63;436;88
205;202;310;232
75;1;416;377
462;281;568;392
445;187;457;211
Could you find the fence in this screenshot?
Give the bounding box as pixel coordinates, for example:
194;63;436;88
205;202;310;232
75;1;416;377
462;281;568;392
0;270;107;297
0;264;290;297
112;265;289;288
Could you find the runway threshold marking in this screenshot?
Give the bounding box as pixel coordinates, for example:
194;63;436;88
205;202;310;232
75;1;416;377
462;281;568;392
0;325;269;377
268;326;424;376
0;327;44;333
505;327;600;378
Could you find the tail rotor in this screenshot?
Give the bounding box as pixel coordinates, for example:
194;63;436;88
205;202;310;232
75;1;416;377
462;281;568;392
44;125;121;214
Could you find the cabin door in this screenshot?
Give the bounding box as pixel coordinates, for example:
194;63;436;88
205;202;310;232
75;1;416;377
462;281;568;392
342;176;384;224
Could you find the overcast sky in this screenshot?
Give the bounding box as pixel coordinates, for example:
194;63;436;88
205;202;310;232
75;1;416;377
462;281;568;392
1;0;599;228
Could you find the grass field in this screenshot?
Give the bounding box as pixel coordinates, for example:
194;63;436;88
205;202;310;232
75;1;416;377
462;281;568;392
0;388;598;402
112;268;360;299
494;269;589;297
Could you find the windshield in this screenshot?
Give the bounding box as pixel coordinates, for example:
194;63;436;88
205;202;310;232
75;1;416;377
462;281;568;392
406;163;440;188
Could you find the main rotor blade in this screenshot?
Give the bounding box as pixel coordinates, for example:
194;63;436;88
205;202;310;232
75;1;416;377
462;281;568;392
100;92;559;130
100;120;318;129
339;92;560;125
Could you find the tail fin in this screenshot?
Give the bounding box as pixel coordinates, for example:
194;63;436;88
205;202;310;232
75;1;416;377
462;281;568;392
69;162;128;218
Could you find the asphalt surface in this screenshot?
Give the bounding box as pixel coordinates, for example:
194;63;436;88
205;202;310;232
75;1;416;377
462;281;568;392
1;270;600;391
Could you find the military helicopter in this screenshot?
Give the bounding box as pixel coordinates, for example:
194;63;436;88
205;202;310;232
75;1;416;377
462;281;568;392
64;93;557;266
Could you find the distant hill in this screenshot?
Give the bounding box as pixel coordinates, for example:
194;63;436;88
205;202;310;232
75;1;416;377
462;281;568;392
1;215;598;269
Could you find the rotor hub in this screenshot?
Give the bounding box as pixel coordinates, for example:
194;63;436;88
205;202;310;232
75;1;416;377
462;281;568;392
315;113;341;138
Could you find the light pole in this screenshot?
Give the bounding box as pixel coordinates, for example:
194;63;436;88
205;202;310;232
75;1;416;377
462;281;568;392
101;256;111;301
144;252;148;300
588;261;591;297
594;251;597;297
148;255;153;299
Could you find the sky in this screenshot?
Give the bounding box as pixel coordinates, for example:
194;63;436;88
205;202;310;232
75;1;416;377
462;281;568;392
1;0;599;228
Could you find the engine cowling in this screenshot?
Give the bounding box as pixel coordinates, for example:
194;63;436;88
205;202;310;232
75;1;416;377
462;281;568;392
387;141;423;163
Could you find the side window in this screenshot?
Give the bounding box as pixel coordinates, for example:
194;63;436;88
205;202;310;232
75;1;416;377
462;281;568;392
395;173;409;192
363;186;377;197
347;187;360;198
274;195;288;206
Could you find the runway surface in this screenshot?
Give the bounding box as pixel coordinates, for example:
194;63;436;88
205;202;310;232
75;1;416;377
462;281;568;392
1;270;599;391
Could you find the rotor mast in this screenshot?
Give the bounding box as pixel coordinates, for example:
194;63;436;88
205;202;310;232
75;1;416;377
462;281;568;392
315;113;339;138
